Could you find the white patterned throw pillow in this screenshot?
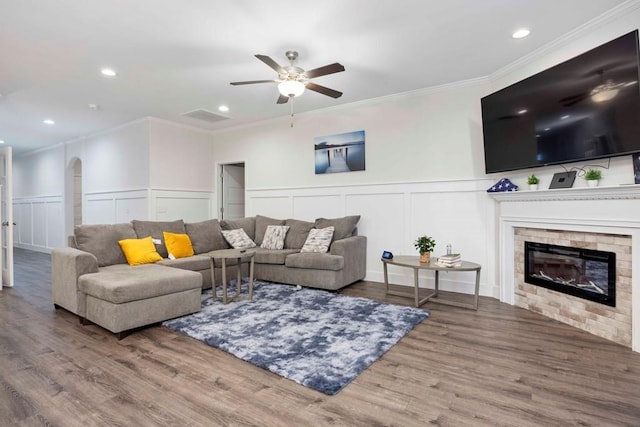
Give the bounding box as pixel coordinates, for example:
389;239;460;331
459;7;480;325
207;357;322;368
221;228;256;249
300;226;335;253
260;225;290;250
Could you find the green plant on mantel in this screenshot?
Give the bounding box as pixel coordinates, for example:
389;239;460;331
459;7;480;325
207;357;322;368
584;169;602;180
414;236;436;255
527;174;539;185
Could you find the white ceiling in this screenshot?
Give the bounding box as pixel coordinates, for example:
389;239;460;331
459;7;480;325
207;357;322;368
0;0;627;155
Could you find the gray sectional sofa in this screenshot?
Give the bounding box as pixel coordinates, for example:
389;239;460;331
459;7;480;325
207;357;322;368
52;215;366;338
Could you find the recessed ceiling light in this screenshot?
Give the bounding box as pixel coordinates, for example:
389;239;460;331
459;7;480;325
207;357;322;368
512;28;531;39
101;68;117;77
561;115;570;119
43;119;55;125
218;105;229;112
544;127;551;131
517;109;528;114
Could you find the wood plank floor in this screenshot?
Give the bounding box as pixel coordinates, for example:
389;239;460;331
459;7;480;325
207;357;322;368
1;248;640;426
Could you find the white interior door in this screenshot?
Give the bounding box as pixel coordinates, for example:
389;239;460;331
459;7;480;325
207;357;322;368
221;164;245;220
0;146;13;287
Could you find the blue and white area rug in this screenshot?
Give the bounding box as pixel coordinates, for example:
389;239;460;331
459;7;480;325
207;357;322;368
163;281;428;395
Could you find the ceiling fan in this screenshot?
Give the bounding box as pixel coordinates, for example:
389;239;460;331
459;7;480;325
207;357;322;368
230;51;345;104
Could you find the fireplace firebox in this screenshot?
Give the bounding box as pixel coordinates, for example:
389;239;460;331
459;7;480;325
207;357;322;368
524;241;616;307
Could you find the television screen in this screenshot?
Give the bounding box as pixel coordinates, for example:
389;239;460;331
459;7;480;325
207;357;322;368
481;31;640;174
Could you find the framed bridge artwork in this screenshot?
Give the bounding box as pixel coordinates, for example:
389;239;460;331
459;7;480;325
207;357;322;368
314;130;365;174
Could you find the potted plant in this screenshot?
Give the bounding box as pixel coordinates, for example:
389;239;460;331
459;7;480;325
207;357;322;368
527;174;539;190
584;169;602;187
414;236;436;263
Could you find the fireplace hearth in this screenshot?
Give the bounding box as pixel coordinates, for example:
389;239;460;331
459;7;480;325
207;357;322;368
524;241;616;307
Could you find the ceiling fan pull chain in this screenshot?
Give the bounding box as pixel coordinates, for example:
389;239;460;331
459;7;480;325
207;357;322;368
290;96;295;127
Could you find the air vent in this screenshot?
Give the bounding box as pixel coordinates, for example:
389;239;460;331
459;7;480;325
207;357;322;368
182;109;229;123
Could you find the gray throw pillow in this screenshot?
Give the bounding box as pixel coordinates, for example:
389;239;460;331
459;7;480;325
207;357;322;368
185;219;229;254
220;217;256;241
300;226;334;253
75;223;137;267
315;215;361;241
221;229;256;249
284;219;315;249
132;219;186;258
254;215;285;245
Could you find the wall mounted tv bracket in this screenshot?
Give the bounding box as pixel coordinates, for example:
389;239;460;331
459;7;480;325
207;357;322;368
549;171;577;189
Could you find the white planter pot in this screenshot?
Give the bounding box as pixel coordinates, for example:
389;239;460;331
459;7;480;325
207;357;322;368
587;179;599;187
529;184;538;191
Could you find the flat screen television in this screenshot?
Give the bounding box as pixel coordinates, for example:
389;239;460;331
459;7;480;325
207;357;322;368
481;30;640;174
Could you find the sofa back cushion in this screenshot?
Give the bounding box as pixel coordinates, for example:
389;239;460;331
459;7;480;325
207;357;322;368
254;215;285;245
315;215;361;241
220;217;256;241
284;219;315;249
74;223;137;267
185;219;229;254
132;219;186;258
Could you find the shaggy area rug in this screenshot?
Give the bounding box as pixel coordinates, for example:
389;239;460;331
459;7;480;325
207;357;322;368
163;281;428;395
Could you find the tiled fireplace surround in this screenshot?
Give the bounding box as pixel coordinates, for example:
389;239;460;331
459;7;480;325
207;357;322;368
492;186;640;352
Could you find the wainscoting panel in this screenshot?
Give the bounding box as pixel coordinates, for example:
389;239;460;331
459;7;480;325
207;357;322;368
150;190;215;222
345;192;405;280
32;202;46;247
14;196;64;252
17;203;33;245
293;194;343;221
247;179;498;297
85;190;148;224
249;196;292;219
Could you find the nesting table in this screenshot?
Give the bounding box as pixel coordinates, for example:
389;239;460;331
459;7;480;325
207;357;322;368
208;248;256;304
381;255;481;309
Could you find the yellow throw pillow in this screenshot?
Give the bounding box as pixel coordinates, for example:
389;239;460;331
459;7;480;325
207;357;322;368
163;231;195;259
118;236;163;266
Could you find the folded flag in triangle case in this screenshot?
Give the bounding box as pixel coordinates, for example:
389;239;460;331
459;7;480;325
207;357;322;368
487;178;518;193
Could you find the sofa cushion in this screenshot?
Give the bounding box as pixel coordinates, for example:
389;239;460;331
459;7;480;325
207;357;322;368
79;264;202;304
255;215;285;245
75;223;137;267
185;219;229;254
300;226;335;253
118;237;163;265
157;253;211;271
260;225;289;250
284;219;315;249
221;229;256;249
315;215;361;241
221;217;256;241
132;219;186;258
163;232;195;259
285;253;344;271
253;248;299;265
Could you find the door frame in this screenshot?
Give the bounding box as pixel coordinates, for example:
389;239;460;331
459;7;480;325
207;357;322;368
216;161;246;220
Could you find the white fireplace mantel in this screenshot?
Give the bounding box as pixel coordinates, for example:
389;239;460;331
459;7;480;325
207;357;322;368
491;185;640;352
491;184;640;202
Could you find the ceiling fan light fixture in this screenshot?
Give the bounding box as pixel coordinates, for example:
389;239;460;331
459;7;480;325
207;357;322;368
278;80;305;98
591;82;619;103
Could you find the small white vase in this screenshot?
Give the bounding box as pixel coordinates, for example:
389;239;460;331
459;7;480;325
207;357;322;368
529;184;538;191
587;179;599;187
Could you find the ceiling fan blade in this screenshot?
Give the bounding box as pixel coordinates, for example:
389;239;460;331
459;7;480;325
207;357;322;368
230;80;277;86
276;94;290;104
304;63;345;79
255;54;285;73
305;82;343;99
